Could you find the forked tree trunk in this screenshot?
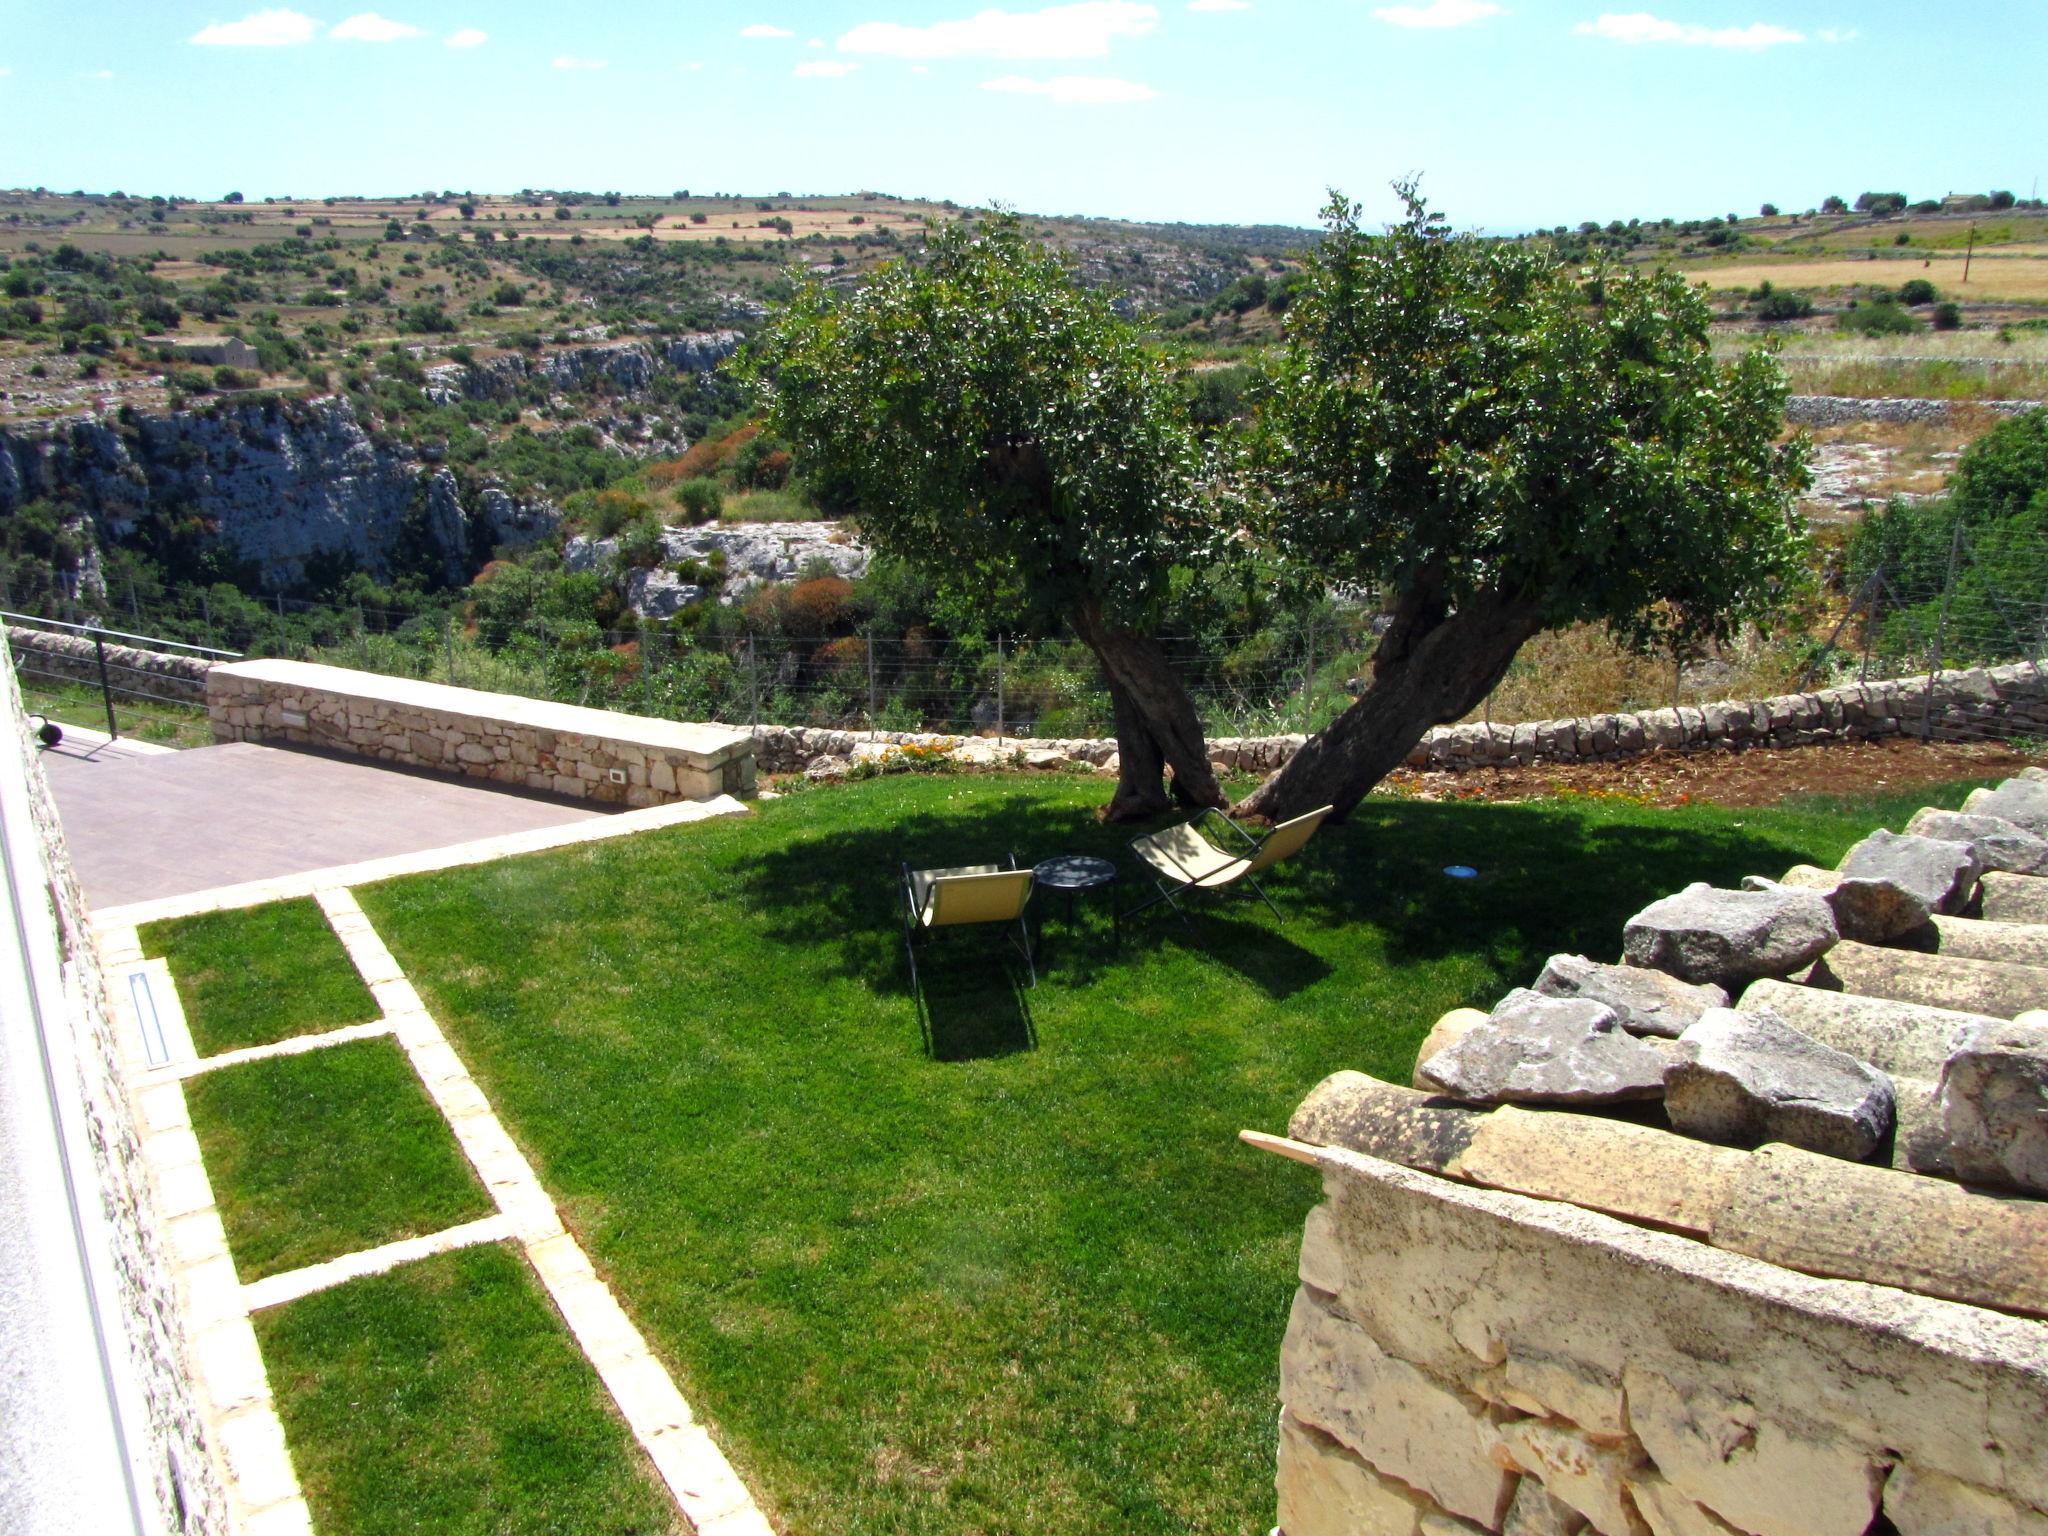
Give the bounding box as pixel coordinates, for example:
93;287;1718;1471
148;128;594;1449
1072;603;1225;822
1235;585;1544;825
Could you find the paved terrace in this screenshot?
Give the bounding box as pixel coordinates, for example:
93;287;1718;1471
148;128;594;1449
40;735;606;909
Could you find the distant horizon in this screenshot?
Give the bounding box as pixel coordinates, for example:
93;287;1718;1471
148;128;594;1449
6;0;2041;235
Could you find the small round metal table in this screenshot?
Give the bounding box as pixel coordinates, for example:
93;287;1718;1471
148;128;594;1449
1032;854;1121;958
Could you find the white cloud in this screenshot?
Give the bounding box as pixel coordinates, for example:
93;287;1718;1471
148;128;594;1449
807;36;825;46
551;54;607;69
330;12;423;41
980;72;1155;100
682;58;705;70
1574;12;1803;47
740;23;794;37
1816;25;1857;42
839;3;1157;60
796;59;859;76
443;27;487;47
1188;0;1248;9
189;8;319;45
1373;0;1501;28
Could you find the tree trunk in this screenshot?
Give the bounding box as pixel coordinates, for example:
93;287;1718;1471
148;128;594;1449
1235;585;1544;825
1072;603;1225;822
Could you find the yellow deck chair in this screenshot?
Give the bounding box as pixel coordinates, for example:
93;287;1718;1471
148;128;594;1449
900;854;1037;996
1127;805;1332;922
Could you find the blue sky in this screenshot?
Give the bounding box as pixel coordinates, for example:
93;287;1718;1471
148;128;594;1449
4;1;2042;231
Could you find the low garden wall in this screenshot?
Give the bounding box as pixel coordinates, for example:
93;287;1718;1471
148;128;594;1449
207;659;756;805
5;624;214;705
756;662;2048;778
1784;394;2044;428
1;634;229;1533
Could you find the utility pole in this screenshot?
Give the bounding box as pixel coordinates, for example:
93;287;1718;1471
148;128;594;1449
1964;224;1976;285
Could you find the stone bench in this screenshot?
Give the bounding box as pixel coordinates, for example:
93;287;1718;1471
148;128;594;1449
207;659;753;807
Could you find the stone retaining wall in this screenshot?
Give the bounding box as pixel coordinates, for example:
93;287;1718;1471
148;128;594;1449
1;635;228;1533
1785;394;2044;427
6;624;215;705
207;658;755;805
1277;1146;2048;1536
755;662;2048;779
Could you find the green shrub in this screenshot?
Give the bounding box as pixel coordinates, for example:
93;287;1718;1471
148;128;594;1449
171;367;214;393
1838;300;1923;337
1932;302;1962;331
1897;278;1939;307
673;478;723;524
1749;282;1813;322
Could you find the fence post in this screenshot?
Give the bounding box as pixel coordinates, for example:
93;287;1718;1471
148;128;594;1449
866;630;878;740
354;605;369;670
537;617;549;701
442;611;457;685
746;632;759;728
91;629;117;739
642;629;656;714
1921;523;1964;740
996;633;1006;745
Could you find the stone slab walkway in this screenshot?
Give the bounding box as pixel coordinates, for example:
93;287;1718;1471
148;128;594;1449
47;740;609;910
102;818;772;1536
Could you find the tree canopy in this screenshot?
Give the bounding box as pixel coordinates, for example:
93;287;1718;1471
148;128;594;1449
746;215;1230;816
1236;187;1810;821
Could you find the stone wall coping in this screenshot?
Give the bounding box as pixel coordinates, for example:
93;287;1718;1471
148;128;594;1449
212;659;752;766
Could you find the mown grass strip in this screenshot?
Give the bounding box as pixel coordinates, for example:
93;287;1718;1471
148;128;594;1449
142;895;379;1054
185;1036;492;1282
256;1242;677;1536
361;771;1996;1536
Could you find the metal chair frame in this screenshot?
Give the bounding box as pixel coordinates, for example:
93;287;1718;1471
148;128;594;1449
899;852;1038;1002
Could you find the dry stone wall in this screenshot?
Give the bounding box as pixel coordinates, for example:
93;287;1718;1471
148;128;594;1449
1267;767;2048;1535
207;658;755;805
6;625;214;705
756;662;2048;779
1785;394;2044;428
2;638;228;1533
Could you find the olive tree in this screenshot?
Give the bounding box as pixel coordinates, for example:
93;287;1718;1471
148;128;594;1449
1234;188;1809;823
747;216;1228;819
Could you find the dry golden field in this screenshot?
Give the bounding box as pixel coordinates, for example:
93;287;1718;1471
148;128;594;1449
1678;252;2048;303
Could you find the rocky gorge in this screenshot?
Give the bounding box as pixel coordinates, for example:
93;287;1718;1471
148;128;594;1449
0;331;742;594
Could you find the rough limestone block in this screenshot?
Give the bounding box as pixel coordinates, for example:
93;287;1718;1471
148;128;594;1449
1801;940;2048;1021
1626;1474;1739;1536
1532;954;1727;1039
1624;1366;1883;1536
1624;883;1839;989
1712;1143;2048;1320
1667;1007;1895;1160
1890;1074;1957;1178
1827;829;1982;942
1736;978;1997;1082
1883;1463;2048;1536
1292;1072;1483;1173
1415;1009;1490;1088
1281;1287;1517;1528
1980;871;2048;926
1502;1475;1590;1536
1305;1146;2048;1512
1915;914;2048;970
1276;1407;1432;1536
1904;809;2048;876
1498;1419;1644;1536
1939;1020;2048;1195
1415;991;1668;1106
1973;781;2048;838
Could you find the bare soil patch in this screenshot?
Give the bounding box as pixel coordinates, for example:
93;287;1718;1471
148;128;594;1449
1379;735;2040;809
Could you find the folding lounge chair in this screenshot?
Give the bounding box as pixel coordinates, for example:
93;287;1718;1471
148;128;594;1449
1126;805;1333;922
900;854;1037;998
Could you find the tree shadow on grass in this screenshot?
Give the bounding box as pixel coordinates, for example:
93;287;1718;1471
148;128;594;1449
1286;799;1827;981
735;786;1834;1013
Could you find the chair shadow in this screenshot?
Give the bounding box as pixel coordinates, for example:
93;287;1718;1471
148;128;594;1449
1121;905;1333;999
918;963;1037;1062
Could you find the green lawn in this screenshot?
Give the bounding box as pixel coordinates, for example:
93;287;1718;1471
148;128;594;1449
344;771;1987;1536
142;897;379;1054
255;1243;679;1536
185;1037;492;1281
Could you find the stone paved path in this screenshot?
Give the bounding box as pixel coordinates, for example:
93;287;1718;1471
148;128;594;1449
46;740;607;910
100;797;767;1536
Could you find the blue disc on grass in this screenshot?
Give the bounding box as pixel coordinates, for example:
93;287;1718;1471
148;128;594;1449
1443;864;1478;879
